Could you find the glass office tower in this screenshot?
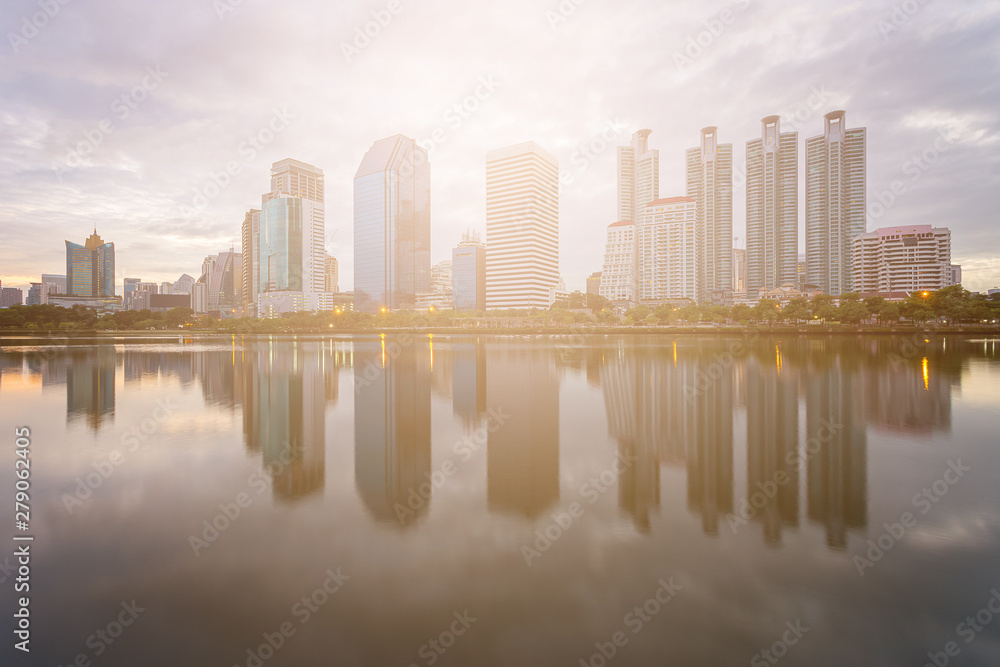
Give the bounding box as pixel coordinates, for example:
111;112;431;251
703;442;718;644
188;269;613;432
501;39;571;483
353;134;431;313
65;230;115;297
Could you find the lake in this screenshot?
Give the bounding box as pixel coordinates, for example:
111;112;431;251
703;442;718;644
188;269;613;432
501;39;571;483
1;333;999;666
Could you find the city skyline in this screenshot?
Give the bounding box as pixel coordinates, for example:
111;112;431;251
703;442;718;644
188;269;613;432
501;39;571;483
1;0;997;296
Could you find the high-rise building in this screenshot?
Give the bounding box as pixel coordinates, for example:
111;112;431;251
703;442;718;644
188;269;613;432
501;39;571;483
123;278;141;308
452;231;486;311
160;281;172;295
600;221;637;304
258;159;327;316
732;247;747;295
241;208;261;317
949;264;962;286
200;252;241;317
746;116;798;298
853;225;953;294
324;254;339;293
1;287;23;307
617;129;659;223
26;283;42;306
353;135;430;313
66;230;115;297
485;141;559;310
191;281;207;313
806;110;866;296
638;197;698;302
40;274;66;304
686;127;733;303
586;271;602;296
172;273;196;294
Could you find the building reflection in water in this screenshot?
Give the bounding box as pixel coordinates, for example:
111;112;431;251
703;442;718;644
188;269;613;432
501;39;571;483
600;345;665;533
487;344;560;519
66;346;116;431
354;336;431;526
452;338;487;431
745;345;800;545
805;346;868;549
240;341;329;503
683;344;735;536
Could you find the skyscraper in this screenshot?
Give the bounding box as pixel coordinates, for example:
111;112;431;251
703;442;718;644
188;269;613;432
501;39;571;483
617;129;659;223
600;220;637;304
258;159;327;316
485;141;559;310
241;208;260;316
324;254;339;293
201;251;242;316
26;283;41;306
452;231;486;311
638;197;698;302
586;271;602;296
66;230;115;297
353;134;431;313
746;116;798;297
805;110;866;296
686;127;733;303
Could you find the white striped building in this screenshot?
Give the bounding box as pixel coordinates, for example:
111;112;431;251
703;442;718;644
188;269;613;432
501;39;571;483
485;142;559;310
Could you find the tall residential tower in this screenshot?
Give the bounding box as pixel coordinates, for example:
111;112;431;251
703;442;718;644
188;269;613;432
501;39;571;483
617;129;659;223
686;127;733;303
805;110;866;296
746;116;798;297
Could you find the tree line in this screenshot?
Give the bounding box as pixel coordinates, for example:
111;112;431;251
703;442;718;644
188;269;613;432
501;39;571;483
0;286;997;332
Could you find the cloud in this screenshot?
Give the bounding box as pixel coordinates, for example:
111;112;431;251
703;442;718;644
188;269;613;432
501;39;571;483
0;0;998;293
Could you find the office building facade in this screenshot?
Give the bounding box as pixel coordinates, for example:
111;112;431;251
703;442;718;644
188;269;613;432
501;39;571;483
66;230;115;297
353;135;431;313
241;208;261;316
258;159;327;316
452;231;486;311
485;141;559;310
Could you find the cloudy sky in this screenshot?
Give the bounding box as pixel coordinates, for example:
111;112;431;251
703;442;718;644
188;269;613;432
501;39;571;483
1;0;998;295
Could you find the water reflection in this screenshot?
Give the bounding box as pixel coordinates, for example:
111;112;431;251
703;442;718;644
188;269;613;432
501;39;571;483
746;348;799;545
354;338;432;526
487;345;561;519
67;347;116;431
0;335;987;547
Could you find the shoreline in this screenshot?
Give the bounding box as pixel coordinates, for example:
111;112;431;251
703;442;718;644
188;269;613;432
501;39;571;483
2;325;1000;339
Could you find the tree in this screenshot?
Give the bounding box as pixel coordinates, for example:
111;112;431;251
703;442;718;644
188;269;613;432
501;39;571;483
753;299;778;324
677;303;700;323
878;302;901;325
165;307;194;328
730;303;753;324
810;294;838;322
838;300;869;325
782;298;811;324
624;305;651;325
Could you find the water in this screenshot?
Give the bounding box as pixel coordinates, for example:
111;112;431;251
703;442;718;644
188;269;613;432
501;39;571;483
1;333;999;666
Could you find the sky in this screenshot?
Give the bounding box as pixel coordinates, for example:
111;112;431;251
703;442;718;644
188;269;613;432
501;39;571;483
1;0;999;295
